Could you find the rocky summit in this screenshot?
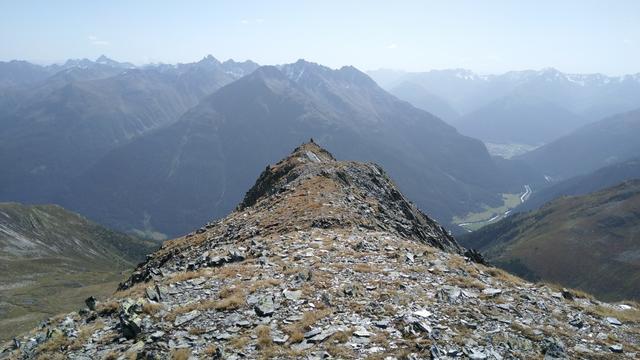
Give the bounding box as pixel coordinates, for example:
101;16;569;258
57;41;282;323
3;142;639;359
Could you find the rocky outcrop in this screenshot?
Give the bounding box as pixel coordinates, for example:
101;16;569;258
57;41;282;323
2;143;639;359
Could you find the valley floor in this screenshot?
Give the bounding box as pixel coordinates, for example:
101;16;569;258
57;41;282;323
453;186;530;232
0;263;129;342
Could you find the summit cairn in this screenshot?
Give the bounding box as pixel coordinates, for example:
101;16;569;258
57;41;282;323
4;142;638;359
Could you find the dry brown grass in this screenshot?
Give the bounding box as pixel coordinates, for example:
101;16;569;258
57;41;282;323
256;325;272;349
33;354;66;360
114;282;147;298
370;331;389;348
203;345;219;356
330;329;353;343
326;344;356;358
214;263;255;279
213;294;245;311
486;267;524;285
167;286;247;321
583;303;640;323
449;275;487;290
170;348;191;360
37;332;71;354
215;284;246;310
165;268;212;284
38;320;104;358
68;320;105;350
229;335;250;350
540;281;595;300
509;322;542;341
142;302;164;315
353;263;378;273
188;327;207;335
284;308;332;343
103;351;120;360
248;278;282;293
96;300;119;315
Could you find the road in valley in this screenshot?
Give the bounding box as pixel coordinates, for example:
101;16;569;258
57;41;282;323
457;184;532;232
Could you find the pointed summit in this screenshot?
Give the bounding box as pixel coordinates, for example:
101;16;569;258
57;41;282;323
118;140;462;290
198;54;221;65
96;54;112;63
236;141;459;253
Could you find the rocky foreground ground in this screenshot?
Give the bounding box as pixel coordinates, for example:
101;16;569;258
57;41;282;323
2;142;639;359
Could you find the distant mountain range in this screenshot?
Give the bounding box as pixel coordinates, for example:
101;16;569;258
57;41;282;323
459;180;640;301
61;60;527;237
0;202;158;341
518;108;640;181
6;55;639;243
369;68;640;145
0;55;259;204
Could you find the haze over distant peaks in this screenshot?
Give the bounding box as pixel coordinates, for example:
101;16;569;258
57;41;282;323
370;67;640;145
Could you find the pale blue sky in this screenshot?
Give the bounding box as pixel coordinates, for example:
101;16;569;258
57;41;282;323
1;0;639;75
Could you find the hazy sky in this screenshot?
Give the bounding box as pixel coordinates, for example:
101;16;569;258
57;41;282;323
1;0;639;75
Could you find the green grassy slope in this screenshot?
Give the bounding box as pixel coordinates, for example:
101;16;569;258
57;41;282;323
459;180;640;302
0;202;159;341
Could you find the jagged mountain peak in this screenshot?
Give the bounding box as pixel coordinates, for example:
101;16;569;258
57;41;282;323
279;60;377;88
198;54;221;65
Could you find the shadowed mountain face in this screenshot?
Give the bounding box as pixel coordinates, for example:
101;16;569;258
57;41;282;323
460;180;640;301
518;108;640;181
7;143;640;359
0;56;259;204
0;202;158;341
64;60;523;237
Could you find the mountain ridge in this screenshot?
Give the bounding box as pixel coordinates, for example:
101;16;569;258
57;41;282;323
4;142;638;359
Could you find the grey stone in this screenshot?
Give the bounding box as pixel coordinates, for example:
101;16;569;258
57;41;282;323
374;319;390;328
353;326;372;337
273;335;289;344
254;296;275;317
609;344;623;353
174;310;201;326
308;329;337;343
283;289;302;301
150;331;165;340
145;287;160;302
542;337;567;360
84;296;97;311
606;317;622;326
304;328;322;338
482;288;502;297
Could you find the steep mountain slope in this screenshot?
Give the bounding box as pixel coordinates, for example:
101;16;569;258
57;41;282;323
454;94;585;145
0;202;158;341
517;158;640;213
518;108;640;180
67;60;522;237
460;180;640;301
388;81;459;122
4;143;638;359
0;56;258;204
